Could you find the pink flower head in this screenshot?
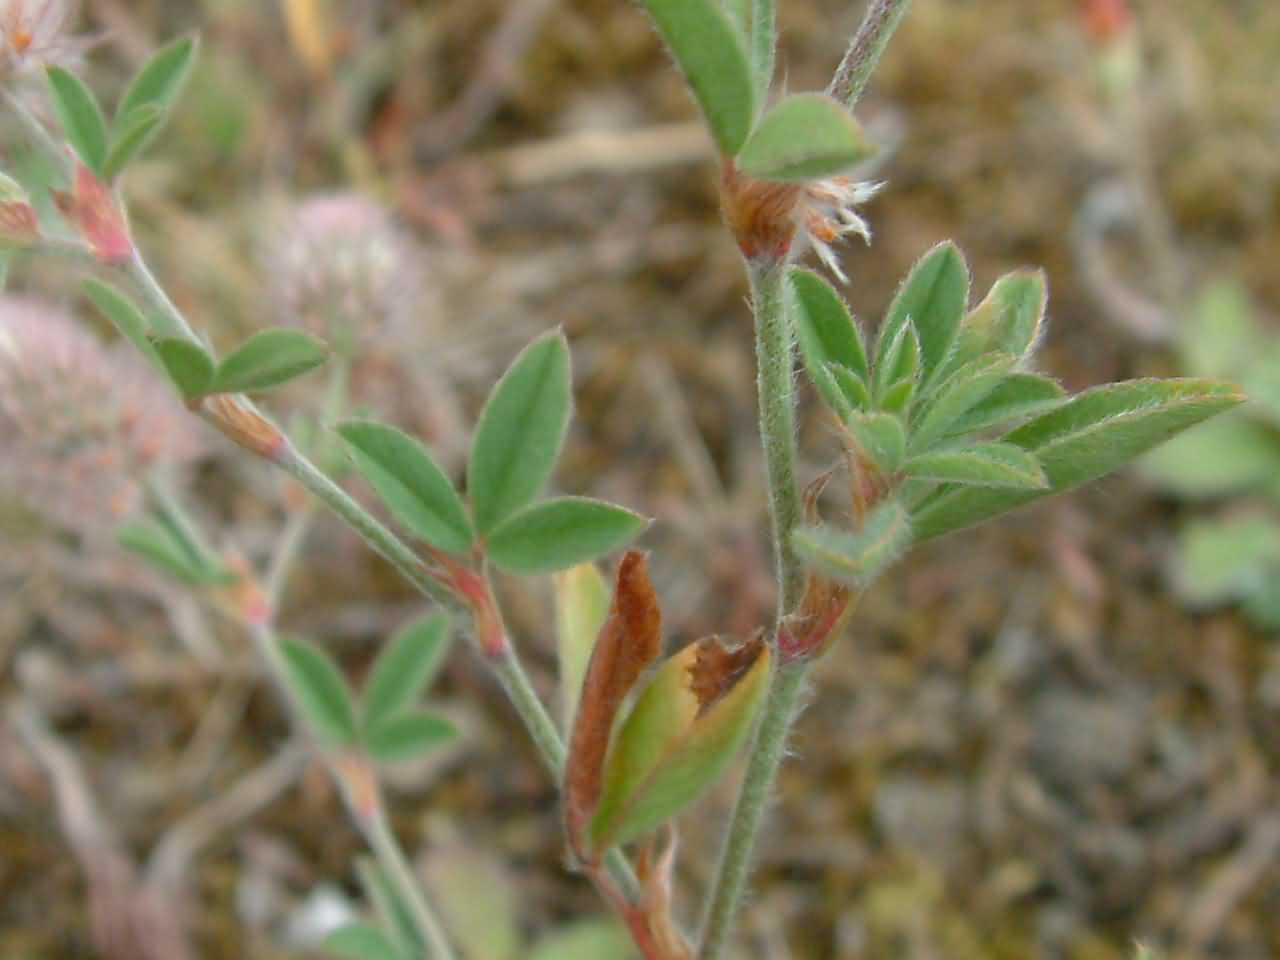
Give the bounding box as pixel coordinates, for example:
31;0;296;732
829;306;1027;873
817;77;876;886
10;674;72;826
266;192;424;352
0;0;89;75
1080;0;1134;46
0;297;201;533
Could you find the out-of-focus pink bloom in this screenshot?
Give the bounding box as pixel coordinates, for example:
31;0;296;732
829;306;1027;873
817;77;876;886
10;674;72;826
0;0;90;75
265;192;424;353
1080;0;1134;46
0;297;202;533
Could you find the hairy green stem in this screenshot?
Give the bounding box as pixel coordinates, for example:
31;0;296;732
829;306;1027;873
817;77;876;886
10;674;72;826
127;246;201;343
703;8;914;945
364;807;458;960
750;261;805;612
266;359;349;603
699;662;807;958
276;445;455;607
827;0;913;109
698;261;806;958
5;90;64;163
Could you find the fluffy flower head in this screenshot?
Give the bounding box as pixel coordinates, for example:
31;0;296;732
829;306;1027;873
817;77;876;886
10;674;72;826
0;297;201;532
0;0;88;75
798;176;883;283
266;192;424;353
721;161;881;284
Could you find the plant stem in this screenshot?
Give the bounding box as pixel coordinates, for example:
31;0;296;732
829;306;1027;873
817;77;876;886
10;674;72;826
698;661;807;958
4;90;63;161
364;807;458;960
276;444;455;607
827;0;913;109
698;260;807;958
492;646;568;771
702;8;914;945
749;261;805;612
266;359;349;603
127;246;201;343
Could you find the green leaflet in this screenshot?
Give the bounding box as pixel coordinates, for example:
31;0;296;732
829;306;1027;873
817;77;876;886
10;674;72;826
791;266;868;416
83;279;161;370
324;924;407;960
116;35;199;131
363;612;453;729
278;637;358;747
469;331;572;535
945;269;1047;374
365;709;458;765
485;497;648;575
909;353;1017;452
903;442;1047;490
737;93;875;181
46;66;108;174
338;420;474;555
877;242;969;390
873;317;919;402
212;328;329;394
1140;412;1280;501
637;0;756;155
104;104;163;180
829;363;871;414
1173;515;1280;610
529;922;633;960
792;498;912;586
911;379;1246;541
845;411;906;473
150;336;215;400
941;372;1066;438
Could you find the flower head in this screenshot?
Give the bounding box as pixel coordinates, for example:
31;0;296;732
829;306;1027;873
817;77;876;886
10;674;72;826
0;297;201;533
265;192;424;354
1080;0;1134;46
797;176;883;283
0;0;89;75
721;161;881;283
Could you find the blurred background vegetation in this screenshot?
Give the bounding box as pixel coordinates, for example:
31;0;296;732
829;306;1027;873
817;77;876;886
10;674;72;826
2;0;1279;956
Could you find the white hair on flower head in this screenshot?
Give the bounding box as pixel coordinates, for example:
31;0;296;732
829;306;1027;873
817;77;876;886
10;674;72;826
798;177;884;284
0;0;89;75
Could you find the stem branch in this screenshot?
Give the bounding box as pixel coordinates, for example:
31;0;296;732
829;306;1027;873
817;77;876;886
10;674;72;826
364;806;457;960
827;0;913;109
749;262;805;612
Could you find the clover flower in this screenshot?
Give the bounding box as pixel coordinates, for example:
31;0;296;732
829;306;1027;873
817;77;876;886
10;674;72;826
0;297;201;533
265;192;424;354
797;176;883;283
721;162;881;284
0;0;90;76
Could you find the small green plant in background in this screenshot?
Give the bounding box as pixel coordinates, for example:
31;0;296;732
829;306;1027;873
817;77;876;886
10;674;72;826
1072;1;1279;632
1141;282;1280;628
0;1;1244;958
